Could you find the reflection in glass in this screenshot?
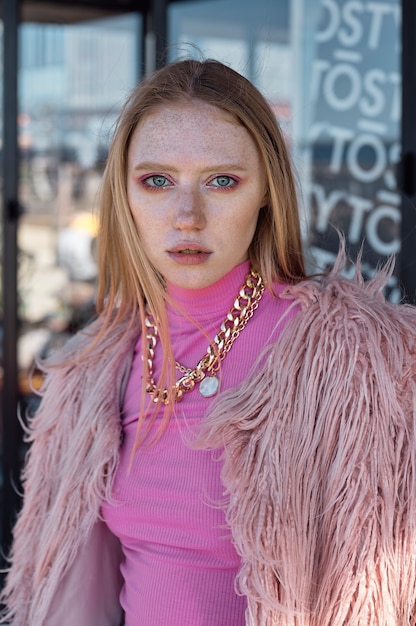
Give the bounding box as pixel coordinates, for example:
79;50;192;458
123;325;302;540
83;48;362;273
17;14;141;397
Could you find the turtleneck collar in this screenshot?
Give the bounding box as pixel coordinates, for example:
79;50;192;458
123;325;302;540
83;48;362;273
166;261;250;321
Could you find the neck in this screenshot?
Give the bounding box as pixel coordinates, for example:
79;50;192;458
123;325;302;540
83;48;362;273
166;261;251;320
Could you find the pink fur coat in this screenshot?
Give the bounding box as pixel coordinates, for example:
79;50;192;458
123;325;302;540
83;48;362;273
1;262;416;625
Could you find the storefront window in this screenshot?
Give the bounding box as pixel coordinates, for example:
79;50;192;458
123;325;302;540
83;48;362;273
17;13;142;398
304;0;401;301
169;0;290;102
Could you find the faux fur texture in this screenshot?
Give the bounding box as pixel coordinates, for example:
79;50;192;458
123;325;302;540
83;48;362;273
1;258;416;625
0;316;139;625
198;261;416;625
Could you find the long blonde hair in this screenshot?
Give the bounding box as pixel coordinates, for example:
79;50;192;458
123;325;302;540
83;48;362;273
95;58;306;439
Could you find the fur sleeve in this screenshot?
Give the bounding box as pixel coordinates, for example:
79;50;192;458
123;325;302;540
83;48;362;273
198;262;416;625
0;318;138;625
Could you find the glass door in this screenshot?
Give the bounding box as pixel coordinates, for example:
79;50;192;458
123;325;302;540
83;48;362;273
1;8;143;562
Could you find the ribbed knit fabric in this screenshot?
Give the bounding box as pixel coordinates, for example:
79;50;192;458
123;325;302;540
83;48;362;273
102;261;298;626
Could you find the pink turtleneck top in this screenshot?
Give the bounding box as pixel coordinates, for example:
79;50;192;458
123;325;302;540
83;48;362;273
102;261;298;626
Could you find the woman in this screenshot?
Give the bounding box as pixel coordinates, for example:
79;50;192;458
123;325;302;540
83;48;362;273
1;59;416;626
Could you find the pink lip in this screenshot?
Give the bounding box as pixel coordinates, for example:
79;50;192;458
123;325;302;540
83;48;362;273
167;243;211;265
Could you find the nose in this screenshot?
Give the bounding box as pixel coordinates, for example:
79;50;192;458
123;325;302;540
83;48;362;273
172;188;206;231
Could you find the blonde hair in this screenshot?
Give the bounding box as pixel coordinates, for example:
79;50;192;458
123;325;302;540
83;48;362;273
95;58;306;441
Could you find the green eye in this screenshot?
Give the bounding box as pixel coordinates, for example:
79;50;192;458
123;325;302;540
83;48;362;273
146;175;169;187
212;176;235;187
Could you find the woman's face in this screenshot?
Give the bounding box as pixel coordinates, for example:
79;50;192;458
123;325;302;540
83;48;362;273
127;100;267;289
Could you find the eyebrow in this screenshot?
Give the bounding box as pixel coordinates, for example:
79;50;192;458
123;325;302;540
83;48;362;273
132;161;249;173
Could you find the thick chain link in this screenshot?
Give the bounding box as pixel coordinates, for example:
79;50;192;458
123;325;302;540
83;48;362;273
144;270;264;404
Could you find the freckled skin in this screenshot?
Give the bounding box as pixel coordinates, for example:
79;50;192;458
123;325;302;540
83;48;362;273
127;100;267;289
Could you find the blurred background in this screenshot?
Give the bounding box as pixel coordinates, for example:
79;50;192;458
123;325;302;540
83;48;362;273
1;0;415;568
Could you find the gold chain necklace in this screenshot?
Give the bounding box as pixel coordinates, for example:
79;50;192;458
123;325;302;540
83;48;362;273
144;270;265;404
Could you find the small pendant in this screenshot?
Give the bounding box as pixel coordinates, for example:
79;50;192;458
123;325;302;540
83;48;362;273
199;376;219;398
